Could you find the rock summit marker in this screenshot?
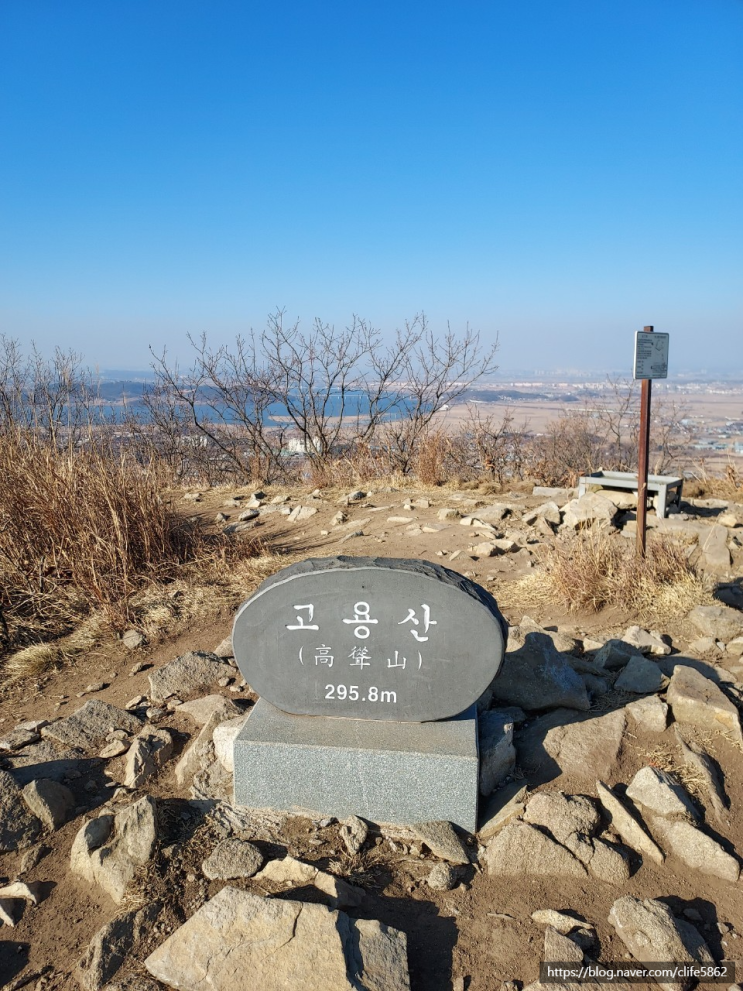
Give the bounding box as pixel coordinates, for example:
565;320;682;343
232;556;508;830
232;556;507;722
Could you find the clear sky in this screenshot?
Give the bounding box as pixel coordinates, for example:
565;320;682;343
1;1;741;373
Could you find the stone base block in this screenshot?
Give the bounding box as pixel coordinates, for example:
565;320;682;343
233;699;479;831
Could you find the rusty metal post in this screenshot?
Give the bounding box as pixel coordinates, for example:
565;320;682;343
636;326;654;557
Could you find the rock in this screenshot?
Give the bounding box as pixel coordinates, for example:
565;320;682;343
531;909;591;935
562;493;618;530
625;766;698;819
0;720;48;752
148;651;233;703
479;711;516;796
595;781;664;865
478;783;527;840
100;740;129;759
339;815;368;855
213;635;234;658
70;796;157;903
21;778;74;831
625;696;668;733
122;630;146;650
583;838;631;885
516;709;626;787
608;896;713;991
689;637;721;655
622;626;671;656
484;821;587;877
524;792;600;850
614;655;664;694
0;770;41;852
491;632;589;712
145;887;409;991
346;489;367;503
470;541;498;557
533;485;573;501
411;820;470;864
213;713;250;772
0;881;40;904
175;706;238;787
523;502;562;526
667;665;743;743
77;905;157;991
544;926;583;963
41;700;142;752
289;506;318;522
688;604;743;642
726;636;743;657
177;694;241;726
202;839;264;880
518;617;581;655
255;856;364;909
699;524;732;572
438;508;460;520
582;673;610;697
593;639;641;670
674;727;727;821
123;728;173;789
238;508;260;522
426;862;458;890
650;817;740;882
19;844;50;874
191;757;232;801
224;521;256;534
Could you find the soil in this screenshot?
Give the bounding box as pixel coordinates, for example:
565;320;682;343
1;482;742;991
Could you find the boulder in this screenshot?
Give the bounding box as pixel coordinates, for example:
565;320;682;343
0;769;41;852
202;839;264;880
21;778;74;831
144;887;410;991
70;796;157;903
491;633;589;712
666;665;743;743
148;651;233;703
625;696;668;733
595;781;664;865
562;493;618;530
478;711;516;796
516;709;626;787
650;817;739;882
615;655;664;694
688;604;743;642
77;905;157;991
593;639;641;670
41;700;142;752
411;821;469;864
484;821;587;877
625;766;698;820
621;626;671;657
523;502;562;527
608;896;713;991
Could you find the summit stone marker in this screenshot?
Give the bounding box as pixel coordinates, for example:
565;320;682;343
232;556;508;830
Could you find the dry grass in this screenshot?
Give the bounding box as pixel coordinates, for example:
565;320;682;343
510;526;713;623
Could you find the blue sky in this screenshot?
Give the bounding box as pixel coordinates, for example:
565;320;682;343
1;1;741;373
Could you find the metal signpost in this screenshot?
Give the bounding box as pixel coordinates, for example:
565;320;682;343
633;327;670;556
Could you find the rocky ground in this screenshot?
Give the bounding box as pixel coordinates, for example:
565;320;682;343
1;482;742;991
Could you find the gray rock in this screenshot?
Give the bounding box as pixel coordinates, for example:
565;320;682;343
626;766;698;819
21;778;74;831
122;629;146;650
524;791;600;849
0;719;48;752
517;709;626;787
478;783;527;840
625;696;668;732
412;820;469;864
674;727;727;821
213;713;250;772
288;505;318;522
608;896;713;991
699;524;732;572
177;694;241;726
148;651;233;703
77;904;157;991
202;839;264;880
123;728;173;789
70;796;157;903
175;706;237;787
586;837;631;885
523;502;562;527
544;926;583;963
479;711;516;796
426;862;458;891
0;769;41;852
213;635;234;658
238;508;260;522
650;816;739;882
562;493;618;529
593;639;642;670
145;887;410;991
531;909;592;935
582;673;611;698
614;655;664;694
667;665;743;743
595;781;664;865
339;814;368;855
254;857;364;909
517;617;581;654
484;821;587;877
688;604;743;642
41;700;142;752
491;632;589;712
622;626;671;656
191;757;232;801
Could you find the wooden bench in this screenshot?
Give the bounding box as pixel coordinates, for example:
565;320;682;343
577;470;683;520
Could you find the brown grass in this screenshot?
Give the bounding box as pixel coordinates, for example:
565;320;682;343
511;526;712;623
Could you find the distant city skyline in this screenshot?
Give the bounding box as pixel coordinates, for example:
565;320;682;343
1;1;741;372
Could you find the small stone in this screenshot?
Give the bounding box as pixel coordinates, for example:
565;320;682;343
626;696;669;732
0;770;42;852
531;909;591;934
100;740;129;759
22;778;75;831
412;820;470;864
124;696;145;710
622;626;671;656
202;839;264;880
122;630;146;650
339;815;368;855
426;863;458;890
615;655;664;694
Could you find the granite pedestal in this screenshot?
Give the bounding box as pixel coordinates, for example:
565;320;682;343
234;698;479;831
